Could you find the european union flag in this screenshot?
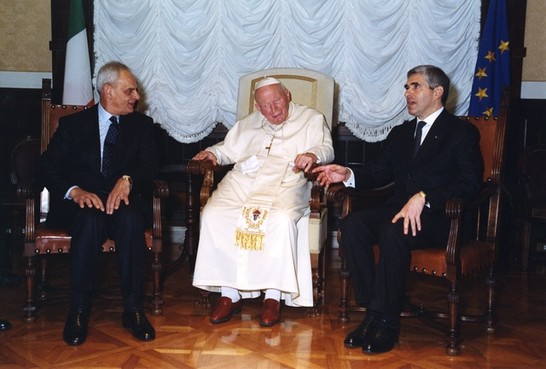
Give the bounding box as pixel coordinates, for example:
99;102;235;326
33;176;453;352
468;0;510;117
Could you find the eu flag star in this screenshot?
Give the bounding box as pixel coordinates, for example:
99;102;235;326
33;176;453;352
475;87;489;101
485;51;496;62
498;40;510;54
475;67;488;80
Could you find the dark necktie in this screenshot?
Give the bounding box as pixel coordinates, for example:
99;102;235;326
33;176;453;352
101;116;120;177
412;120;426;158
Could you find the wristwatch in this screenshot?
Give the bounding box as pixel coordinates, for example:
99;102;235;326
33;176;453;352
122;175;133;191
418;190;430;207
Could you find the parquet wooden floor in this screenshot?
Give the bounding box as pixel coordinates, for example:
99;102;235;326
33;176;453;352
2;248;546;368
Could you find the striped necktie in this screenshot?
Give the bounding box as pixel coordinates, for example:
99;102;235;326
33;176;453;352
101;116;120;177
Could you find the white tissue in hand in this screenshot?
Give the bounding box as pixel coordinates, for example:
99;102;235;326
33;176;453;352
241;155;262;174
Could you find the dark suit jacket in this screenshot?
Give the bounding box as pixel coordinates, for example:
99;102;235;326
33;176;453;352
38;105;159;228
354;109;484;213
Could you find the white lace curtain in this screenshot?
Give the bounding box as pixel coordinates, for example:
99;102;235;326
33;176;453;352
94;0;480;143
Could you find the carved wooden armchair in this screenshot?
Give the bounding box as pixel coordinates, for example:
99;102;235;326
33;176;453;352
19;79;169;322
0;136;40;251
327;92;509;355
186;68;335;315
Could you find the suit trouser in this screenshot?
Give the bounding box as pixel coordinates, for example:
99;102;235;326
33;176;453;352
340;203;449;322
68;201;147;311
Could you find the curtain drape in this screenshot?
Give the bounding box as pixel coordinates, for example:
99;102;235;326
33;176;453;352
94;0;480;143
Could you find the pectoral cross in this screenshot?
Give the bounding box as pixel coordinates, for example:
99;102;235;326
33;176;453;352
265;134;275;155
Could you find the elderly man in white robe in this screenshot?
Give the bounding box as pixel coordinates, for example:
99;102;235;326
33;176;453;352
192;77;334;326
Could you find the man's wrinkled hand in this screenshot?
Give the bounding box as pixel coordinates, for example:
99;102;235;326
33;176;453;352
192;150;218;166
293;152;318;173
391;193;426;236
105;177;132;215
311;164;350;187
70;188;105;212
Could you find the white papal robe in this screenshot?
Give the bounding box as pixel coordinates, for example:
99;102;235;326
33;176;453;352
192;103;334;307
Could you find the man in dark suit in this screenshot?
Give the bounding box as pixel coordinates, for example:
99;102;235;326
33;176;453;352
313;65;483;354
38;61;158;346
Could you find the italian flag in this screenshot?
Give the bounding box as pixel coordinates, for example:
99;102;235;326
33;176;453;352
62;0;94;106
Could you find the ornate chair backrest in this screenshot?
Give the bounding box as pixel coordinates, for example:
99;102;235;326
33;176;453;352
10;136;41;185
237;68;335;129
458;89;509;243
458;88;509;185
40;78;89;153
459;116;505;184
39;78;89;214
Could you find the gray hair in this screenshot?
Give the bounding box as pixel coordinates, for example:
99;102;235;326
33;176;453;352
96;61;133;95
407;65;450;105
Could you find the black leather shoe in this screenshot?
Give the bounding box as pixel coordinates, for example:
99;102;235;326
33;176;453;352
362;320;399;354
0;320;12;331
63;309;90;346
122;310;155;341
344;315;378;348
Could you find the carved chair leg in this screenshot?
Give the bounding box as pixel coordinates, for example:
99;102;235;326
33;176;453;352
37;256;48;301
446;283;460;356
151;247;163;316
319;245;327;310
307;253;321;317
485;267;496;334
23;254;36;323
338;252;350;323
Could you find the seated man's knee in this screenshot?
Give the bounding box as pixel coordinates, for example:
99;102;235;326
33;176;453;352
74;207;105;226
70;207;107;237
377;221;411;256
379;220;404;240
115;205;145;230
340;210;370;236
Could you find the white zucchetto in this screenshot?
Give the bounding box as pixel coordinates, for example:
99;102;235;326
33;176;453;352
254;77;281;91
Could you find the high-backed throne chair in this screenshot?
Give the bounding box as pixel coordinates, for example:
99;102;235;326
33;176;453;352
327;90;509;355
18;79;169;322
185;68;335;315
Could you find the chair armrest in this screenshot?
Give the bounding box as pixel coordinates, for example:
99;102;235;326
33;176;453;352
16;184;31;200
152;179;170;199
187;159;216;175
466;181;498;209
443;197;463;269
151;179;169;240
17;182;40;243
443;181;499;270
187;159;233;210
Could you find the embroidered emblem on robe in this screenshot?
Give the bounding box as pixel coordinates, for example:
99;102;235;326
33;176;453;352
235;205;270;250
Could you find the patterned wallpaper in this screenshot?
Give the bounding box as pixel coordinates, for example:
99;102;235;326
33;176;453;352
0;0;51;72
0;0;543;80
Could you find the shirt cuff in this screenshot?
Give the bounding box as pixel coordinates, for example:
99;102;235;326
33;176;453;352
65;185;79;200
343;168;355;188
